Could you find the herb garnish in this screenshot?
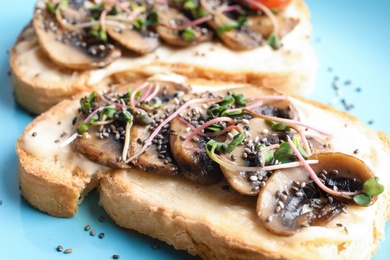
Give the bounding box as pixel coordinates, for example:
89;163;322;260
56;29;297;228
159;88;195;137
217;17;248;35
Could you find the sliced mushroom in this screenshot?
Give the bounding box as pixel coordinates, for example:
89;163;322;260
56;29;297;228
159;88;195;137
246;15;299;39
256;167;345;236
106;25;160;54
170;115;223;185
200;0;262;50
309;152;376;204
217;87;299;195
71;112;131;169
155;5;213;47
33;0;121;70
129;82;191;175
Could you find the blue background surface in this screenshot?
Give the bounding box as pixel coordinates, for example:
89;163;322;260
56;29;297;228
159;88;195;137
0;0;389;259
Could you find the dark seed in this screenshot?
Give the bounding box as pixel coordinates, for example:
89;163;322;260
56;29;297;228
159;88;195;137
56;245;63;252
99;232;105;239
84;225;91;231
90;229;96;236
112;254;120;259
98;216;105;222
151;242;159;249
32;132;37;137
0;200;2;205
64;249;72;254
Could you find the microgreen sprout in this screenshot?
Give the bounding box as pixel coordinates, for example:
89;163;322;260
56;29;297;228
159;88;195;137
225;133;245;153
181;27;197;41
216;17;248;35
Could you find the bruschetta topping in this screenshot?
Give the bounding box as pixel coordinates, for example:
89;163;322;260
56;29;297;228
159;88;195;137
33;0;297;70
60;82;384;233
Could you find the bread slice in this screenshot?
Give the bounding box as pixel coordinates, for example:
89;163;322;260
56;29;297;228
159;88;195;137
10;0;317;115
16;78;390;258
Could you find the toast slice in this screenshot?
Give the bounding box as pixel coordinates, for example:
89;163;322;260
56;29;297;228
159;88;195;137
10;0;317;115
16;78;390;259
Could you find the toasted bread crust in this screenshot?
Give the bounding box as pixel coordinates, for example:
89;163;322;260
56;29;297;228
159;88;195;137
16;99;102;217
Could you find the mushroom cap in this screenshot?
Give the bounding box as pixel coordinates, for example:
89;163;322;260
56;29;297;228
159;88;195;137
309;152;377;204
200;0;262;50
256;166;344;236
33;1;121;70
170;114;223;185
246;15;299;39
155;5;213;47
106;25;160;54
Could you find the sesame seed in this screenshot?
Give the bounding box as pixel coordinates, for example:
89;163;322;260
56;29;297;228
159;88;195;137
336;223;343;227
84;225;91;231
179;135;186;141
32;132;37;137
90;229;96;236
261;129;269;135
353;149;359;154
56;245;63;252
278;201;285;209
266;216;273;223
64;249;72;254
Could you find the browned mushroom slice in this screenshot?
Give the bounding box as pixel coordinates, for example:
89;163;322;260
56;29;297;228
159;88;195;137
170;115;223;185
33;1;121;70
246;15;299;39
218;118;274;195
71;113;131;169
200;0;262;50
309;152;377;204
155;6;213;47
128;82;191;175
106;25;160;54
256;167;345;236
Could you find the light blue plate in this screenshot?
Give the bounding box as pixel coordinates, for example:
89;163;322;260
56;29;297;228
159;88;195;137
0;1;389;259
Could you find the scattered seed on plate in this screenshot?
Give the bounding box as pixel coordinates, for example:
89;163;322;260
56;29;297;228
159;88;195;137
151;242;159;249
112;254;120;259
56;245;63;252
98;216;105;222
90;229;96;236
84;224;91;231
64;248;72;254
99;232;105;239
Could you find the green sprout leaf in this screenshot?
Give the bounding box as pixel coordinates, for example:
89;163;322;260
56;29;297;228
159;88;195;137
89;5;104;12
225;133;245;154
273;142;294;163
77;123;89;135
267;32;282;50
256;144;274;164
363;177;384;196
101;104;116;119
181;27;197;41
80;92;96;113
353;193;372;206
184;0;198;10
206;139;226;155
265;120;289;131
206;123;224;133
89;114;99;124
46;2;56;13
232;92;246;106
217;17;248;35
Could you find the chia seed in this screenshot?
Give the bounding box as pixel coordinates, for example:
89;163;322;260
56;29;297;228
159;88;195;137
84;225;91;231
113;254;120;259
99;232;105;239
90;229;96;236
56;245;63;252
